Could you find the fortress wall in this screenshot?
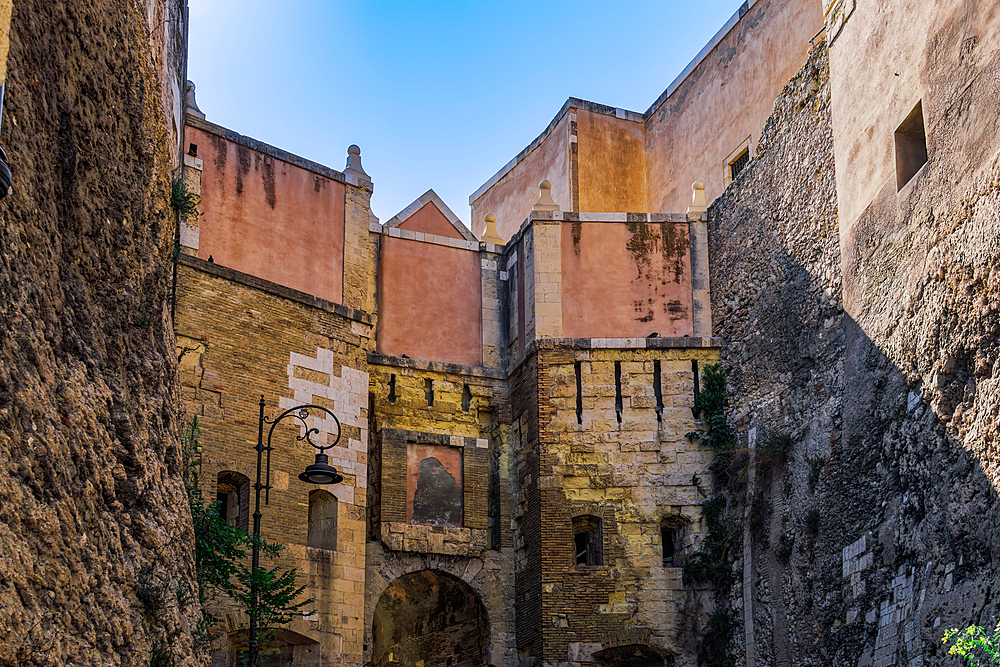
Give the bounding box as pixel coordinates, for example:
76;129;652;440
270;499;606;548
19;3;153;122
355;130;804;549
184;120;347;304
510;340;720;667
174;255;374;667
470;112;570;242
709;28;1000;666
644;0;822;215
0;0;197;663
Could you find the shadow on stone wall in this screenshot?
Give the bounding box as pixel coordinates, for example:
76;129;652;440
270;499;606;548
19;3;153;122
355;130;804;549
707;40;1000;667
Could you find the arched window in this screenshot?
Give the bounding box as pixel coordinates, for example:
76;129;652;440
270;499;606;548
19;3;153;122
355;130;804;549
308;489;338;551
572;515;603;566
216;471;250;532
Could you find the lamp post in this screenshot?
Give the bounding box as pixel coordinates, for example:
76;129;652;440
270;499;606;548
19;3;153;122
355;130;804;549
249;396;343;666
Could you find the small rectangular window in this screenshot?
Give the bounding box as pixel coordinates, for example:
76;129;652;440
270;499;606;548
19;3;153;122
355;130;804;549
388;374;396;403
661;526;676;566
895;100;927;191
424;378;434;406
573;515;603;566
729;148;750;180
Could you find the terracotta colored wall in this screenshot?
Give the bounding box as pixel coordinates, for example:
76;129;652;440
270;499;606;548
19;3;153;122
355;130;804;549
377;237;483;366
644;0;822;213
561;222;693;338
187;125;346;303
576;110;647;212
397;202;465;239
471;113;570;242
827;0;1000;236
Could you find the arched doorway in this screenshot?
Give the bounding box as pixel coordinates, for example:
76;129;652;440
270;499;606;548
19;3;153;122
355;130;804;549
372;570;488;667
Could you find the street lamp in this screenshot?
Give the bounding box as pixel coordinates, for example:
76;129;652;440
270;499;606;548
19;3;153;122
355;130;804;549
249;396;344;666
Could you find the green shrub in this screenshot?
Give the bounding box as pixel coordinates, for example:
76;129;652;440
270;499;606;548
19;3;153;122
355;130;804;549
942;622;1000;666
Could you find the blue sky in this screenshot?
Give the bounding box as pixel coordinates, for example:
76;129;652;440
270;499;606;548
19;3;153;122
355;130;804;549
187;1;745;228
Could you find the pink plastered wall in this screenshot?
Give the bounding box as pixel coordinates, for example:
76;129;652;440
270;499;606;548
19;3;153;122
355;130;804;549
376;236;483;366
188;125;346;303
561;222;693;338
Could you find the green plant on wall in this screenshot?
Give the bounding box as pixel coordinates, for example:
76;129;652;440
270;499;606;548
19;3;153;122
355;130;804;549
182;417;313;663
171;177;200;220
942;623;1000;666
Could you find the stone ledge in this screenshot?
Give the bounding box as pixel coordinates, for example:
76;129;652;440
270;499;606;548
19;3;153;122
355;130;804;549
178;255;374;325
380;522;489;557
368;353;506;379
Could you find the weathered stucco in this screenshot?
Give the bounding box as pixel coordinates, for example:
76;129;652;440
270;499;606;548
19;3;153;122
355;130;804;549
576;110;647;212
561;221;693;339
644;0;822;213
376;237;483;367
827;0;1000;238
186;123;347;304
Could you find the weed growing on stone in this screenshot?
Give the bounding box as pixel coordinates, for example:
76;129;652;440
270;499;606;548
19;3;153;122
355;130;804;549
171;177;200;220
697;609;739;667
808;456;824;492
942;623;1000;666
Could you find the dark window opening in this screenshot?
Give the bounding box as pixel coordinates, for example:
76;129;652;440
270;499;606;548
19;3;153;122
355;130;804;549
462;383;472;412
388;374;396;403
653;360;663;422
895;100;927;191
692;360;701;419
307;489;338;551
424;378;434;406
661;525;677;566
575;361;583;425
187;143;198;157
216;471;250;533
730;148;750;180
573;515;603;566
614;361;623;424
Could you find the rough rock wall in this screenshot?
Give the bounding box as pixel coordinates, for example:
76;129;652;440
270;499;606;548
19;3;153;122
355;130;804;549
0;1;197;665
709;40;1000;667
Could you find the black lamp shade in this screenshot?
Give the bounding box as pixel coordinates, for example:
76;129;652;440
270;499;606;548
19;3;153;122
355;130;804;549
299;453;343;485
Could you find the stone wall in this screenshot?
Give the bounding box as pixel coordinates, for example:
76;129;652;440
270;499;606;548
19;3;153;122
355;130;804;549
0;0;196;664
174;256;374;666
511;338;721;667
708;36;1000;667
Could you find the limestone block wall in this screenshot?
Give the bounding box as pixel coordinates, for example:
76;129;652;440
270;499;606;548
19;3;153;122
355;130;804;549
175;257;374;667
510;339;720;667
365;355;515;667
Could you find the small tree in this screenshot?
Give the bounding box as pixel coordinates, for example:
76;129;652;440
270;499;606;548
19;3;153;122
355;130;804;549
182;417;313;664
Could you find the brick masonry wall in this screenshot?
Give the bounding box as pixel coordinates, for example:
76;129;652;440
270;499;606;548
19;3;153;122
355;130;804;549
529;341;720;667
175;259;373;667
365;357;516;667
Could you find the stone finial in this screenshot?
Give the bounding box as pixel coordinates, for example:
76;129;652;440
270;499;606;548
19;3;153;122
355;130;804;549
185;80;205;119
480;214;505;245
345;144;368;177
687;181;707;220
532;180;559;211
